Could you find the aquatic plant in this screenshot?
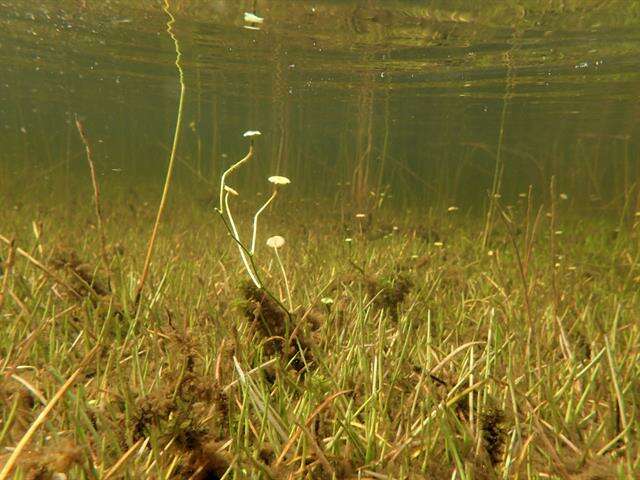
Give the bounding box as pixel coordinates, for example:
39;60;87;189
134;0;185;305
265;235;285;249
266;235;292;311
251;176;290;255
216;131;293;318
0;192;638;478
243;11;264;31
243;12;264;24
216;131;262;289
74;116;110;289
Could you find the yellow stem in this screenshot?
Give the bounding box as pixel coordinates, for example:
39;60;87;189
225;192;261;288
218;145;254;214
135;0;185;303
0;345;99;480
251;190;277;254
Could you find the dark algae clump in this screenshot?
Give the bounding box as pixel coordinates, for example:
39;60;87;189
480;407;508;467
242;282;314;373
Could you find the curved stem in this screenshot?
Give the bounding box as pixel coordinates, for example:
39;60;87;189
217;212;293;325
75;116;111;289
135;0;185;305
224;192;261;288
251;190;277;254
218;145;254;214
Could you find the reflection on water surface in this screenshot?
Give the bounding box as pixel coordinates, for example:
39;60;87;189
1;1;639;212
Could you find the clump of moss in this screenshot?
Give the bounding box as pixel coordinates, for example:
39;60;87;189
0;440;84;480
366;274;412;318
132;365;229;445
175;440;232;480
569;458;618;480
481;406;508;466
241;282;314;372
50;248;109;297
132;386;176;440
0;375;38;432
241;282;287;339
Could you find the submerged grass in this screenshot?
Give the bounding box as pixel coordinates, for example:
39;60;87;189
0;188;638;479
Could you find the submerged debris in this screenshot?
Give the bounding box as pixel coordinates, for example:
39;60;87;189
568;458;618;480
481;407;508;467
0;440;84;480
241;282;314;372
366;274;412;318
175;440;232;480
241;282;287;339
133;369;229;443
50;248;109;298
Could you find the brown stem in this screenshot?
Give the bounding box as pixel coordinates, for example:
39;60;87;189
74;115;111;289
0;233;82;299
0;344;100;480
0;239;15;313
496;203;539;374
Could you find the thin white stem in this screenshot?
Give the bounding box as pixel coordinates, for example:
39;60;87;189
251;190;278;255
225;192;261;288
218;144;253;214
274;247;292;311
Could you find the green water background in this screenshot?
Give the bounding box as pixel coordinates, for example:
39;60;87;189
1;0;639;216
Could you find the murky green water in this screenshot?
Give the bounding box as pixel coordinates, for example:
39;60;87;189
2;1;640;213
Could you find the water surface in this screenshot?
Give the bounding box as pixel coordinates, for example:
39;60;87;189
1;0;639;214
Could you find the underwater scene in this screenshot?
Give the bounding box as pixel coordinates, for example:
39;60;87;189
1;1;639;478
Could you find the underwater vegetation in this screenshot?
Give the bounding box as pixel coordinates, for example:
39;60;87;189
0;184;639;479
1;1;640;480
